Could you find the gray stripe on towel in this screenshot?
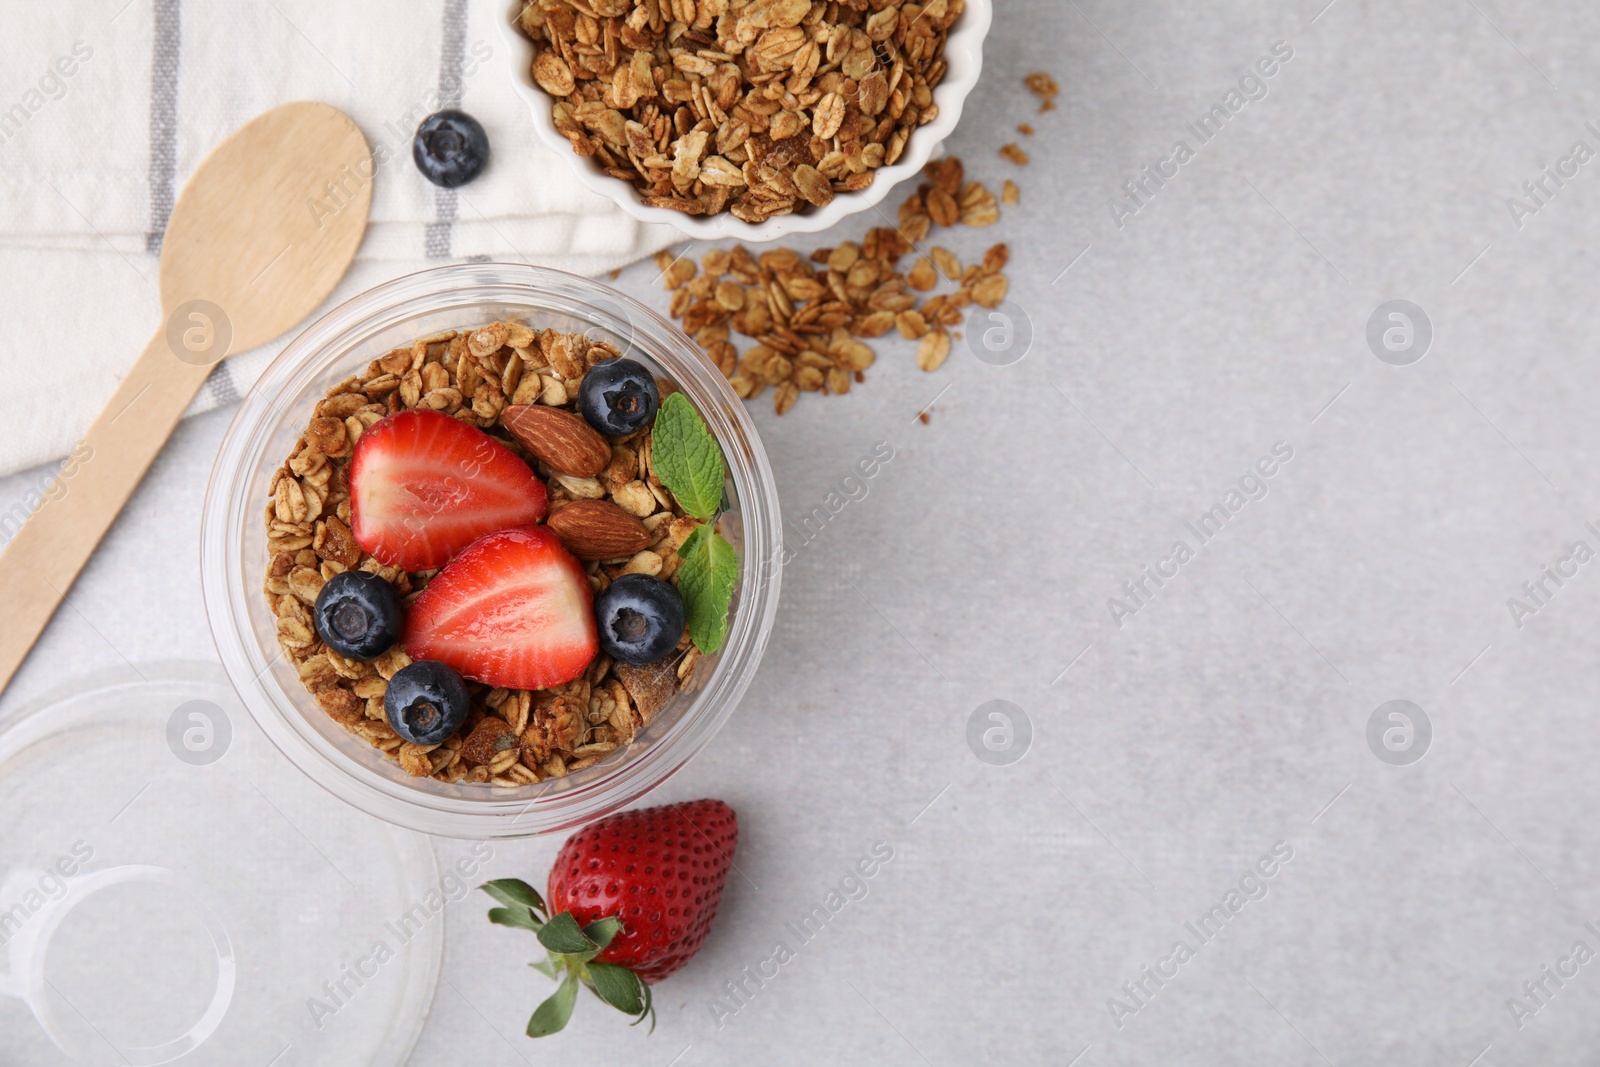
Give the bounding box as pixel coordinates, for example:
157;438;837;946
426;0;470;260
145;0;182;255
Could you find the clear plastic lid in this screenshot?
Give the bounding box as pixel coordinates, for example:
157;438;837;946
0;663;443;1066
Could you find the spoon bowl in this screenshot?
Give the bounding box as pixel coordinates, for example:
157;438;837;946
159;101;372;359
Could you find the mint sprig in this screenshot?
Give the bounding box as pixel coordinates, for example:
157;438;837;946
480;881;655;1038
650;392;737;653
652;392;725;521
677;524;738;655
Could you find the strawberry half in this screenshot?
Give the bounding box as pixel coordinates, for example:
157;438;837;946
403;525;597;690
481;800;739;1037
350;408;547;571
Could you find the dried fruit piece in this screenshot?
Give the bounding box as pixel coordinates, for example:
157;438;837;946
460;716;520;765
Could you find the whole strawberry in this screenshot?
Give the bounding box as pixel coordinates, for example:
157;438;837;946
482;799;738;1037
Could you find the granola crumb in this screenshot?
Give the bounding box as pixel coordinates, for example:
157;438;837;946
999;144;1030;167
1025;72;1060;112
1002;180;1020;205
1017;123;1035;136
919;411;930;425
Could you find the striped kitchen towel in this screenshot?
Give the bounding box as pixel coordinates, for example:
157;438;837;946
0;0;677;478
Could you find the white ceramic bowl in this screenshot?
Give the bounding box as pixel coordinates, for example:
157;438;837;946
492;0;993;244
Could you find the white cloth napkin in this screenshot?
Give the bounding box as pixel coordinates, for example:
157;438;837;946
0;0;678;478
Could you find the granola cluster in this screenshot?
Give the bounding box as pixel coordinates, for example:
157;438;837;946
656;154;1009;413
1024;71;1059;111
264;323;705;787
517;0;966;221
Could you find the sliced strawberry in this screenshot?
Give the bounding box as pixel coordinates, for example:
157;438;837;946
403;525;597;690
350;409;548;570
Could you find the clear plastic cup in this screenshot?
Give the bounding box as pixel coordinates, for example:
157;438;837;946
201;264;782;839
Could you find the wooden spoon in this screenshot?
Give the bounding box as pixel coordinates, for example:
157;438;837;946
0;101;372;696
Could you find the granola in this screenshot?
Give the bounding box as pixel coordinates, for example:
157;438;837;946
264;323;706;787
1024;71;1059;111
654;154;1010;414
515;0;967;222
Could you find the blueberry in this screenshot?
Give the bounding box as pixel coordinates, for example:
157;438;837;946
384;661;470;746
412;109;489;189
578;358;660;436
313;571;404;660
595;574;684;664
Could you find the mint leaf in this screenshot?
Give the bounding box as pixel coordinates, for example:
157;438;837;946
652;392;725;520
536;912;596;955
482;879;546;917
527;974;579;1037
677;524;738;654
586;963;647;1017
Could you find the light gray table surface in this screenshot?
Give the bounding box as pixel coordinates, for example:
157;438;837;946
7;1;1600;1064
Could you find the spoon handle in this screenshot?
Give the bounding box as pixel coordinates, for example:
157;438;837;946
0;332;213;696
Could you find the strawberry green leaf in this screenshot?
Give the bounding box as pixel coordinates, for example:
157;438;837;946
482;879;546;917
487;906;542;932
635;979;656;1033
527;974;579;1038
587;963;647;1017
537;911;597;955
528;958;560;979
677;524;738;654
582;916;623;951
652;392;725;521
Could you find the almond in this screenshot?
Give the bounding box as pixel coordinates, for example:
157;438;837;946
501;405;611;477
546;499;653;560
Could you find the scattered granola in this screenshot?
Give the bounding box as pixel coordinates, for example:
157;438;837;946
1002;178;1019;205
515;0;968;222
264;322;712;787
1016;122;1034;136
998;143;1029;166
654;154;1009;414
1025;71;1059;112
